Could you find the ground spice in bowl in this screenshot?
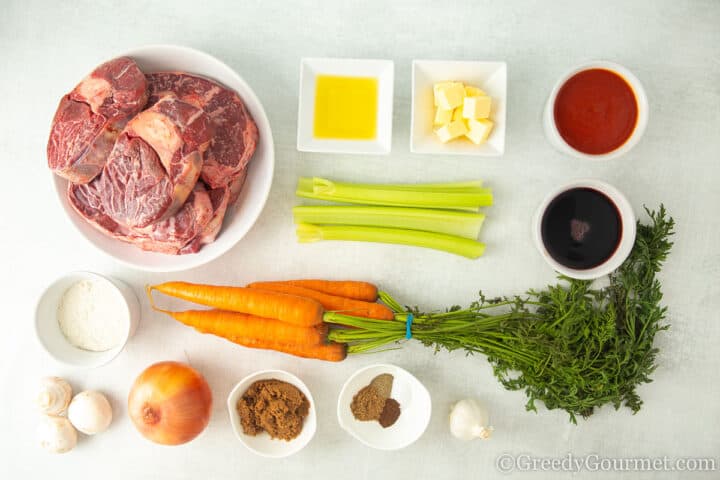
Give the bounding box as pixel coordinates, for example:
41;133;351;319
236;379;310;441
350;385;386;421
350;374;401;428
378;398;401;427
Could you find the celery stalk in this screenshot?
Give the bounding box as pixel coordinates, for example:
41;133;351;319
296;177;493;210
296;223;486;259
292;205;485;239
297;177;484;193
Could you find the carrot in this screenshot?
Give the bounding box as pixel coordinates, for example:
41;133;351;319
256;341;347;362
154;308;329;346
278;280;378;302
148;282;323;327
149;300;343;362
247;282;394;320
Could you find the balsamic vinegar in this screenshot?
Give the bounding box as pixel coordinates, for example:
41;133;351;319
541;188;622;270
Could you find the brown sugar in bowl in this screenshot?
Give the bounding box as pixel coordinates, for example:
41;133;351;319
227;370;317;457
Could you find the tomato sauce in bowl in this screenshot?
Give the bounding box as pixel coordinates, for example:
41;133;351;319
553;69;638;155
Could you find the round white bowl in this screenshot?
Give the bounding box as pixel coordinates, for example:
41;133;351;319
52;44;275;272
337;364;431;450
227;370;317;458
35;271;140;368
532;179;636;280
543;61;648;160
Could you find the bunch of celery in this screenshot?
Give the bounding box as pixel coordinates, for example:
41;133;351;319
293;177;492;258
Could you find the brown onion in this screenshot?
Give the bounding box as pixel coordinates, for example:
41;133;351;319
128;361;212;445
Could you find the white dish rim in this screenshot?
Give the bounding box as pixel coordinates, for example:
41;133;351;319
542;60;649;161
51;44;275;272
296;57;394;155
336;363;432;451
410;59;507;157
34;271;139;368
532;179;637;280
226;369;317;458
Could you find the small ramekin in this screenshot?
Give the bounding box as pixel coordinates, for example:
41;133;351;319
227;369;317;458
543;61;649;161
532;179;636;280
34;271;140;368
337;363;431;450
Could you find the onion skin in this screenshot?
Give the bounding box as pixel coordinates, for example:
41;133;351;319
128;361;212;445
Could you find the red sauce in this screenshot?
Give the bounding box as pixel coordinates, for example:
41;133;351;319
553;68;638;155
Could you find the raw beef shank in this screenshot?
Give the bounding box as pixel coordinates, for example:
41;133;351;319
100;96;213;228
68;181;214;255
47;57;147;183
146;72;258;189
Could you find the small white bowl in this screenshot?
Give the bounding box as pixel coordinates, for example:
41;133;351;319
227;370;317;458
297;57;394;154
35;271;140;368
532;179;636;280
543;61;649;160
411;60;507;156
53;44;275;272
337;364;431;450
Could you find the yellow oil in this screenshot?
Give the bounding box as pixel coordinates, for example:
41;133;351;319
313;75;378;140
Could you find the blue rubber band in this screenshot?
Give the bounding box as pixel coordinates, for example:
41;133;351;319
405;314;414;339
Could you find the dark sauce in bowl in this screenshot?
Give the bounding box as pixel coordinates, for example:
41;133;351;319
541;188;622;270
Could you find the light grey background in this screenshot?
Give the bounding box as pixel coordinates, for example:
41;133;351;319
1;0;719;478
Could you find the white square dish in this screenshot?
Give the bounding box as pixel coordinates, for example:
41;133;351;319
297;57;394;154
411;60;507;156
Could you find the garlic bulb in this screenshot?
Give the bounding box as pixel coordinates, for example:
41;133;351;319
37;415;77;453
449;398;493;440
68;390;113;435
35;377;73;415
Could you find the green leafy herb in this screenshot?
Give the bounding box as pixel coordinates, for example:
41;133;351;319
326;206;674;423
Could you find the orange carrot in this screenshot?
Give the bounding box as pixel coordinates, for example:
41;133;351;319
155;308;328;346
277;279;378;302
264;341;346;362
247;282;394;320
148;282;323;327
148;301;343;361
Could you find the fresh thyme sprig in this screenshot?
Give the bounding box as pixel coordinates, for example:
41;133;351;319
326;206;674;423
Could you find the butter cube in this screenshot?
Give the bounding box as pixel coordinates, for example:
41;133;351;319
464;86;486;97
434;82;466;110
433;82;455;106
465;118;494;144
435;119;468;143
452;106;464;122
462;95;492;119
433;107;453;126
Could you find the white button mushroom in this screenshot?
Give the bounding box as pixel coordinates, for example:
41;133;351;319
37;415;77;453
35;377;73;415
67;390;113;435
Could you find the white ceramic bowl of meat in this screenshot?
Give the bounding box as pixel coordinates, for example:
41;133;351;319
227;370;317;458
51;45;274;272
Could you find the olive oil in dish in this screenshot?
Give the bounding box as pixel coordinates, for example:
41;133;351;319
313;75;378;140
540;187;622;270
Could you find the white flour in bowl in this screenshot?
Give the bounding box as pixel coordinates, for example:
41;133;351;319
57;280;125;352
